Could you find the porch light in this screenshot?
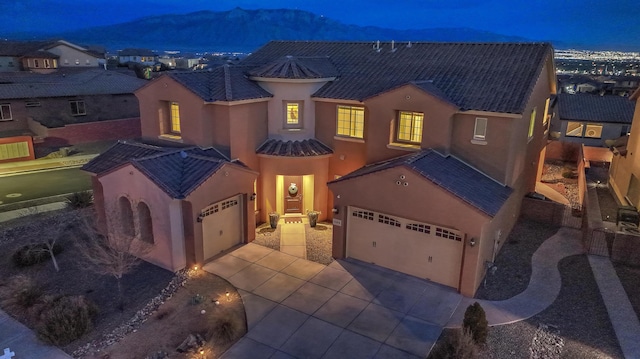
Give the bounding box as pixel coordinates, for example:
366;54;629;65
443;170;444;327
469;238;476;247
226;291;230;301
332;207;339;214
250;193;256;201
193;265;199;271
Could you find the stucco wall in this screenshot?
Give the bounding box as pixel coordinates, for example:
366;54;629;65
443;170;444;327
328;167;490;296
256;80;327;141
559;120;626;148
98;164;182;271
48;45;99;67
0;100;30;133
610;97;640;206
0;56;19;72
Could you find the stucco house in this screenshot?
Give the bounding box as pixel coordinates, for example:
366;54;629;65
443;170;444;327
609;88;640;207
551;93;635;147
0;69;146;163
0;39;103;73
118;49;158;66
85;41;556;296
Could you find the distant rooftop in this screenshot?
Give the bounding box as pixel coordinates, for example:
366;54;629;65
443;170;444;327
557;93;635;124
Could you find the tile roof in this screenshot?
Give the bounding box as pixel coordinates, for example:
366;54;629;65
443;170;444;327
249;56;339;79
241;41;553;114
0;69;147;100
82;141;165;175
0;40;50;57
556;93;635;124
256;138;333;157
166;65;272;102
131;151;226;199
82;141;239;198
330;150;512;217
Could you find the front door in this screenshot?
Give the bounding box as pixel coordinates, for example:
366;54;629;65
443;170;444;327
284;175;302;214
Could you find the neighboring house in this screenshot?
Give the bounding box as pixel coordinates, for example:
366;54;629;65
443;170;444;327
0;39;103;73
0;69;146;163
551;93;635;147
85;41;556;296
610;89;640;207
610;75;640;96
118;49;158;66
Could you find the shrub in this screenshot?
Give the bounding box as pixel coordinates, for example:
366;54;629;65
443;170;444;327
12;243;63;267
429;328;478;359
67;191;94;209
37;295;98;346
463;302;489;344
0;275;43;311
207;311;242;345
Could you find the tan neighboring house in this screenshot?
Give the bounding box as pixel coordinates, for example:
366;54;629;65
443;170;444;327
85;41;556;296
0;39;103;73
609;88;640;206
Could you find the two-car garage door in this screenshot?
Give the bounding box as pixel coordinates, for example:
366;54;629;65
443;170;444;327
201;195;243;261
346;206;464;289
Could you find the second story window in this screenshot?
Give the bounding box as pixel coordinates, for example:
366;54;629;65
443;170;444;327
284;102;302;129
474;117;487;141
170;102;181;134
0;104;12;121
337;105;365;139
397;111;423;144
70;100;86;116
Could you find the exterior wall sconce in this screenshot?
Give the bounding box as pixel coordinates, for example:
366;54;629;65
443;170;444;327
196;214;204;223
469;237;476;247
250;193;256;201
332;207;339;214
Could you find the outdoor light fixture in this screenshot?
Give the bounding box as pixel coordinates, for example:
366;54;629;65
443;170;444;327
226;291;230;301
193;265;199;271
250;193;256;201
215;300;220;305
196;214;204;223
469;238;476;247
332;207;339;214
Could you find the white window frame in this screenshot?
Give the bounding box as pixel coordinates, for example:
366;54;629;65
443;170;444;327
396;111;424;144
0;104;12;121
70;100;86;116
473;117;487;140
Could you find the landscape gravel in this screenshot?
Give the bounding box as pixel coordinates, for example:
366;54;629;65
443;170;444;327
304;222;334;265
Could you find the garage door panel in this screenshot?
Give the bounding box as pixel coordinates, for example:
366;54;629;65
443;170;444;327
347;206;463;290
202;195;242;260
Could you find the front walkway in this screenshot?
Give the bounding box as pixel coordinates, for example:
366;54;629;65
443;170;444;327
204;243;461;358
0;310;72;359
279;216;307;258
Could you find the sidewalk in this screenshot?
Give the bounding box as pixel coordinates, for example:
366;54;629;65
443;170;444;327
0;309;72;359
0;154;97;176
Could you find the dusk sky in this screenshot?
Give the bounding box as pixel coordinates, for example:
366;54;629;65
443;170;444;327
3;0;639;50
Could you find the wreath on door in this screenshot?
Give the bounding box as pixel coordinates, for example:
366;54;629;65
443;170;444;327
288;183;298;196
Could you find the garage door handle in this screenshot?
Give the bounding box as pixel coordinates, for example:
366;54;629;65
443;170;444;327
428;256;433;262
372;241;377;248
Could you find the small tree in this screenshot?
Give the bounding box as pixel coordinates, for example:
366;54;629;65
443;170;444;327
16;211;68;272
76;207;151;309
463;302;489;344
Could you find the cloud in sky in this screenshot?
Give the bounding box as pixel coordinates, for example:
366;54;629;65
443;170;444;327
2;0;638;49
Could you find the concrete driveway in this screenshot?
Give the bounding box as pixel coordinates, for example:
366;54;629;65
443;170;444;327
204;243;462;358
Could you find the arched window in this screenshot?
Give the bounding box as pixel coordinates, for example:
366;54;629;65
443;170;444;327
118;196;135;237
137;202;154;244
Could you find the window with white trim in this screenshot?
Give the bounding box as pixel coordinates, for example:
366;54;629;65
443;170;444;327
396;111;423;144
284;102;303;129
473;117;487;140
70;100;86;116
0;104;12;121
337;105;365;139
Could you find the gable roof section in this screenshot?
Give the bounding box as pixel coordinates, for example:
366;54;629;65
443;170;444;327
330;150;512;217
82;141;165;175
249;56;338;79
166;65;272;102
131;151;227;199
557;93;635;124
257;138;333;157
0;40;50;57
242;41;552;114
0;69;147;100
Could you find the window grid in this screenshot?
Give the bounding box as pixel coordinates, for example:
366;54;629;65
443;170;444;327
222;199;238;210
397;111;423;143
170;102;181;133
378;214;401;227
70;100;86;116
0;104;12;121
337;105;365;138
352;210;374;221
406;223;431;234
286;103;299;125
201;205;219;217
435;227;462;241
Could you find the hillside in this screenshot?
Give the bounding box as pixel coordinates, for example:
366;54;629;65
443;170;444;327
17;8;531;52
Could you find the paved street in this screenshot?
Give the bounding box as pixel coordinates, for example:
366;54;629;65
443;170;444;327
0;168;91;206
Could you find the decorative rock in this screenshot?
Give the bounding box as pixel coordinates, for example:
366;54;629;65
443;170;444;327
201;309;206;314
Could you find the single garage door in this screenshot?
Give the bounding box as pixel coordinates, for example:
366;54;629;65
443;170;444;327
201;195;243;260
346;206;464;289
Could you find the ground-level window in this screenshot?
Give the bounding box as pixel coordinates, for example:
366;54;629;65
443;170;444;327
70;100;86;116
566;122;603;138
0;104;12;121
337;105;365;139
566;121;584;137
584;124;603;138
397;111;423;144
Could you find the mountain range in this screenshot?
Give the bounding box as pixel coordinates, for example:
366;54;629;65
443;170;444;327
6;8;542;53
